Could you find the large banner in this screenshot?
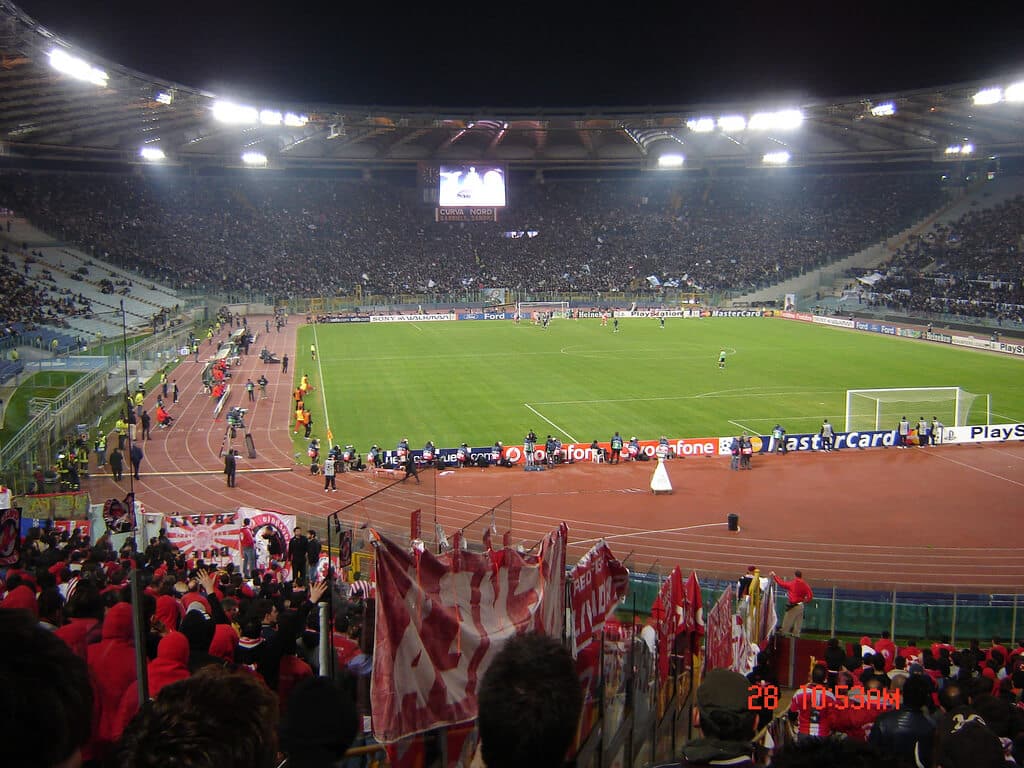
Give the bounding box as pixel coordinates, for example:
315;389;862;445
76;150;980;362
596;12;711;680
812;315;856;329
371;523;567;743
369;313;457;323
941;423;1024;444
164;508;295;570
570;541;629;657
768;428;898;453
704;586;735;673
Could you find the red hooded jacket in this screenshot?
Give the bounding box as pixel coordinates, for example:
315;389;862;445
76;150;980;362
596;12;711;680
55;617;101;659
114;630;191;738
1;585;38;615
86;602;137;758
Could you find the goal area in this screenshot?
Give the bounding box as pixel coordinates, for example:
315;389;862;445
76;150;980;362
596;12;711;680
844;387;990;432
517;301;570;320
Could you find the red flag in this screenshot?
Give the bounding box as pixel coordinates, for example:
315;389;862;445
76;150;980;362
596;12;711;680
654;566;685;682
569;540;629;656
704;586;735;673
410;509;421;541
370;523;567;743
682;570;705;635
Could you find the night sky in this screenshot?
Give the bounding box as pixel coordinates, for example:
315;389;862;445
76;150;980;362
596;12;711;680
16;1;1024;109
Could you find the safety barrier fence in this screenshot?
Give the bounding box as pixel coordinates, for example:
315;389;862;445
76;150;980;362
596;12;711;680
624;572;1022;644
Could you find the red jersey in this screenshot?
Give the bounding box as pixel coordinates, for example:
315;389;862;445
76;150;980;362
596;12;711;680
790;684;836;738
240;526;255;548
774;575;813;605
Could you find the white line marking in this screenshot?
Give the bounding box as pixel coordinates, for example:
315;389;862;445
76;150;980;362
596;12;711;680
531;390;842;406
409;323;425;333
920;449;1024;488
311;323;331;437
523;403;578;443
979;445;1024;462
728;419;760;434
570;522;727;547
992;412;1024;423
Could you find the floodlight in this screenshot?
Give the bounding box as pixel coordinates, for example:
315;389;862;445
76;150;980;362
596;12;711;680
686;117;715;133
870;102;895;117
259;110;283;126
1005;82;1024;102
773;109;804;129
155;92;173;105
717;115;746;132
944;145;961;155
749;109;804;130
47;49;108;86
139;147;165;161
212;101;259;124
961;143;974;154
283;113;308;127
657;153;685;168
241;151;268;166
972;87;1003;105
762;151;790;165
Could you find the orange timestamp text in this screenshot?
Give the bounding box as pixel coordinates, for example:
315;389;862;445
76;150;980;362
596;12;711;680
747;684;901;711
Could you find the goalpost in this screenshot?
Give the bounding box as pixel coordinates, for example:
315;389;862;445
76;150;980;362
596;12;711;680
844;387;991;432
516;301;570;322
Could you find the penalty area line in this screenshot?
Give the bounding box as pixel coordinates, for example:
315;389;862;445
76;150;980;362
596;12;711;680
728;419;760;434
523;403;578;443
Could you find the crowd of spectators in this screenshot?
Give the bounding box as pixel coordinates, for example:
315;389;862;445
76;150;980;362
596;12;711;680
865;195;1024;323
4;522;372;767
0;247;92;330
0;170;945;300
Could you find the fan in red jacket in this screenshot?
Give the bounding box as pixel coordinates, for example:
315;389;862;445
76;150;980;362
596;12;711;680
1;584;38;615
85;602;137;760
114;630;192;738
789;664;836;738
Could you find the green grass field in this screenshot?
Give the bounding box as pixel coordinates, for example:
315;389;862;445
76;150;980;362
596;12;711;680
292;318;1024;450
0;371;85;439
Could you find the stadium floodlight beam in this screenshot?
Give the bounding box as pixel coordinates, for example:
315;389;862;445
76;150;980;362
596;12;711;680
241;151;268;166
260;110;283;126
47;49;108;87
749;109;804;131
155;92;173;105
972;87;1003;105
762;151;791;165
870;102;896;117
686;117;715;133
1005;82;1024;102
283;113;308;127
657;153;685;168
139;147;165;161
717;115;746;132
212;101;260;124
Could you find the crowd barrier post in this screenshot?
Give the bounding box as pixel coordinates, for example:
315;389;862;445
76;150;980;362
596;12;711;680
1012;594;1018;645
890;589;897;638
318;601;330;677
829;586;836;636
951;589;959;646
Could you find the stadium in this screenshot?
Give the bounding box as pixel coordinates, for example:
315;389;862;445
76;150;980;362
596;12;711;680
1;1;1023;766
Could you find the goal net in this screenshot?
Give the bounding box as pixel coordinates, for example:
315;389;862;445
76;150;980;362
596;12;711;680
844;387;990;432
517;301;570;321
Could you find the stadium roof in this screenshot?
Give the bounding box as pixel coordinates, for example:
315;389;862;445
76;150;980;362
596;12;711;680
1;1;1022;172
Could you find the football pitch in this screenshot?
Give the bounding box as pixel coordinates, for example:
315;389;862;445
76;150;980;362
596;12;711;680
293;317;1024;451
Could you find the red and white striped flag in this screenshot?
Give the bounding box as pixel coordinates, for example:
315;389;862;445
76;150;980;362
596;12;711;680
370;523;567;743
